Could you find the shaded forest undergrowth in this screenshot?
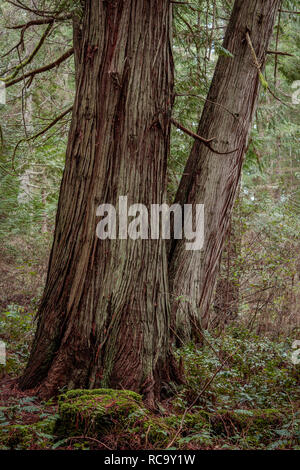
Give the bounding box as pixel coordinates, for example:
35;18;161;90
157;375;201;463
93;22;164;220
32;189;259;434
0;287;299;450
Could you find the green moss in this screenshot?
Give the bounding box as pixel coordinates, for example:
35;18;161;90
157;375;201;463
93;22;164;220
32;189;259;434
140;417;172;447
55;389;189;448
131;411;209;448
184;410;210;428
54;388;290;449
0;419;55;450
62;388;142;402
55;388;144;437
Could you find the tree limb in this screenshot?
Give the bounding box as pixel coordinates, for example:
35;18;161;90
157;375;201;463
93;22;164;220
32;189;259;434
246;31;292;108
171;118;214;144
5;48;74;88
12;105;73;171
7;16;72;30
267;50;294;56
1;22;53;81
171;118;239;155
278;9;300;14
6;0;68;18
175;93;238;119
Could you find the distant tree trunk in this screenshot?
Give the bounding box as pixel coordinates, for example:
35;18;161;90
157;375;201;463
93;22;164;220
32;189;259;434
41;171;48;234
169;0;281;341
19;0;180;407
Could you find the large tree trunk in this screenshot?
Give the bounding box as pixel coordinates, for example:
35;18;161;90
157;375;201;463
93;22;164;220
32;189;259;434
168;0;281;342
19;0;180;407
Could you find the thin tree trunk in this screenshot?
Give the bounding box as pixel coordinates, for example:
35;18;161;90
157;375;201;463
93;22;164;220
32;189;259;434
169;0;281;341
19;0;180;407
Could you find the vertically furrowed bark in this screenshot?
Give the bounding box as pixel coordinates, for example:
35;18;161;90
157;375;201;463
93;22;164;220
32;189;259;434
169;0;281;341
19;0;180;407
212;209;242;330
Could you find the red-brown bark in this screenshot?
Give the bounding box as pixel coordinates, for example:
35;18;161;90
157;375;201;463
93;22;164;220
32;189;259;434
169;0;281;341
19;0;181;407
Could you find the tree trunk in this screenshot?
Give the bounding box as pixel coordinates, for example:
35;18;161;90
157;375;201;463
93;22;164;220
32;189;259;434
212;198;242;331
168;0;281;342
19;0;180;407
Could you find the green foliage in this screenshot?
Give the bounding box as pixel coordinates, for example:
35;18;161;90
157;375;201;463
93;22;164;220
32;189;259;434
0;0;74;243
0;305;34;375
169;0;229;199
175;328;299;411
0;326;299;450
0;404;57;450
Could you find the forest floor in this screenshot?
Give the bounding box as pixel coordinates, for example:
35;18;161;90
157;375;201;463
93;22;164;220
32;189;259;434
0;241;299;450
0;306;299;450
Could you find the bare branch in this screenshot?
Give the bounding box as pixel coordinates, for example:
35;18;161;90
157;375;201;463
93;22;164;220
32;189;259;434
12;105;73;171
5;47;74;88
171;118;239;155
6;0;68;18
171;118;214;144
246;31;292;108
175;93;238;119
170;1;197;11
1;39;26;59
1;23;53;81
8;16;72;30
267;50;294;57
274;4;282;83
278;9;300;14
2;17;66;58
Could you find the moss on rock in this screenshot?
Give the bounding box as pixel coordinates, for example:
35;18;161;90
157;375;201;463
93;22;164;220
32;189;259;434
54;389;290;449
55;389;182;448
55;388;145;438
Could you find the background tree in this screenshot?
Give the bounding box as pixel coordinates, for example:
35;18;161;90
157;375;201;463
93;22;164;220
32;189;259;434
168;0;282;341
0;0;74;311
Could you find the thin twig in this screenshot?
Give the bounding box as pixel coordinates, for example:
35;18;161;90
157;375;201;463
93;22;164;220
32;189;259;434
274;3;282;83
175;92;238;119
278;9;300;14
11;105;73;171
171;118;239;155
66;436;112;450
267;50;293;57
245;31;291;108
6;0;67;18
8;16;72;30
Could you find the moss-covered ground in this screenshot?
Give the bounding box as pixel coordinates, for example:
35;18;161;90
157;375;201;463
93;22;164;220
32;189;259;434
0;314;299;450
